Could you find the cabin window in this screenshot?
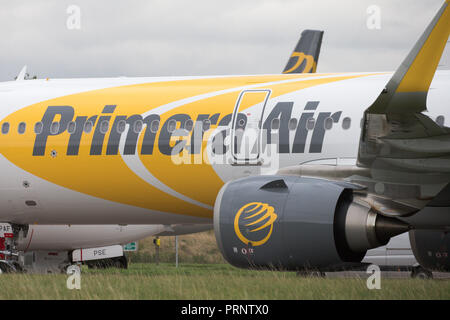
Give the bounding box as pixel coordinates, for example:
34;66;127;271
84;121;93;133
117;120;126;133
150;120;160;133
34;122;43;134
324;117;333;130
167;119;177;133
202;119;211;131
133;120;143;133
67;121;76;134
342;117;351;130
271;118;280;130
184;119;193;131
288;118;298;130
436;115;445;127
306;118;315;130
100;120;109;134
50;122;59;135
1;122;9;134
18;122;26;134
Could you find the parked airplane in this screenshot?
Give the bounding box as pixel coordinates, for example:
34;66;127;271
0;1;448;273
0;30;326;273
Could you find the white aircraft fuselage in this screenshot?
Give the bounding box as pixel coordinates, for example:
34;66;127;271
0;71;448;226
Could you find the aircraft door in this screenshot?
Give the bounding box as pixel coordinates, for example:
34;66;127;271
231;90;271;165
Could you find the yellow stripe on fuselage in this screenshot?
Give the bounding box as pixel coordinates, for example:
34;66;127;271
0;73;372;218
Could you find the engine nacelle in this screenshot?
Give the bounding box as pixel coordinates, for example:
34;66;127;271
410;230;450;272
214;175;410;271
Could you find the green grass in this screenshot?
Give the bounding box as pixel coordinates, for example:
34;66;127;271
0;263;449;300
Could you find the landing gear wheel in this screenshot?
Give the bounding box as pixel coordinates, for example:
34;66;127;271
11;262;23;273
0;262;17;273
411;267;433;279
117;256;128;269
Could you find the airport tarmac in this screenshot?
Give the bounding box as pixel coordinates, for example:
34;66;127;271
326;271;450;279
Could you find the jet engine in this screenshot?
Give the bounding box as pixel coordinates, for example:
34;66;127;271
214;175;410;271
409;230;450;272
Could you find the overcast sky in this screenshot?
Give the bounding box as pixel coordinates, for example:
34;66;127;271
1;0;448;81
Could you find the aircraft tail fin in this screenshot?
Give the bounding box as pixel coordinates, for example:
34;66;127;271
282;30;324;74
16;65;27;81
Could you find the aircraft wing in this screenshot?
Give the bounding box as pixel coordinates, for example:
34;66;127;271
356;0;450;217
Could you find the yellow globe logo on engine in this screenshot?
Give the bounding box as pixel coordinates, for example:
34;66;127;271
234;202;278;247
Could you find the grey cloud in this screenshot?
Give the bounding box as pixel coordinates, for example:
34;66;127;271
0;0;447;81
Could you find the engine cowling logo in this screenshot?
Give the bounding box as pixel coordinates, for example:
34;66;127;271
234;202;278;247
